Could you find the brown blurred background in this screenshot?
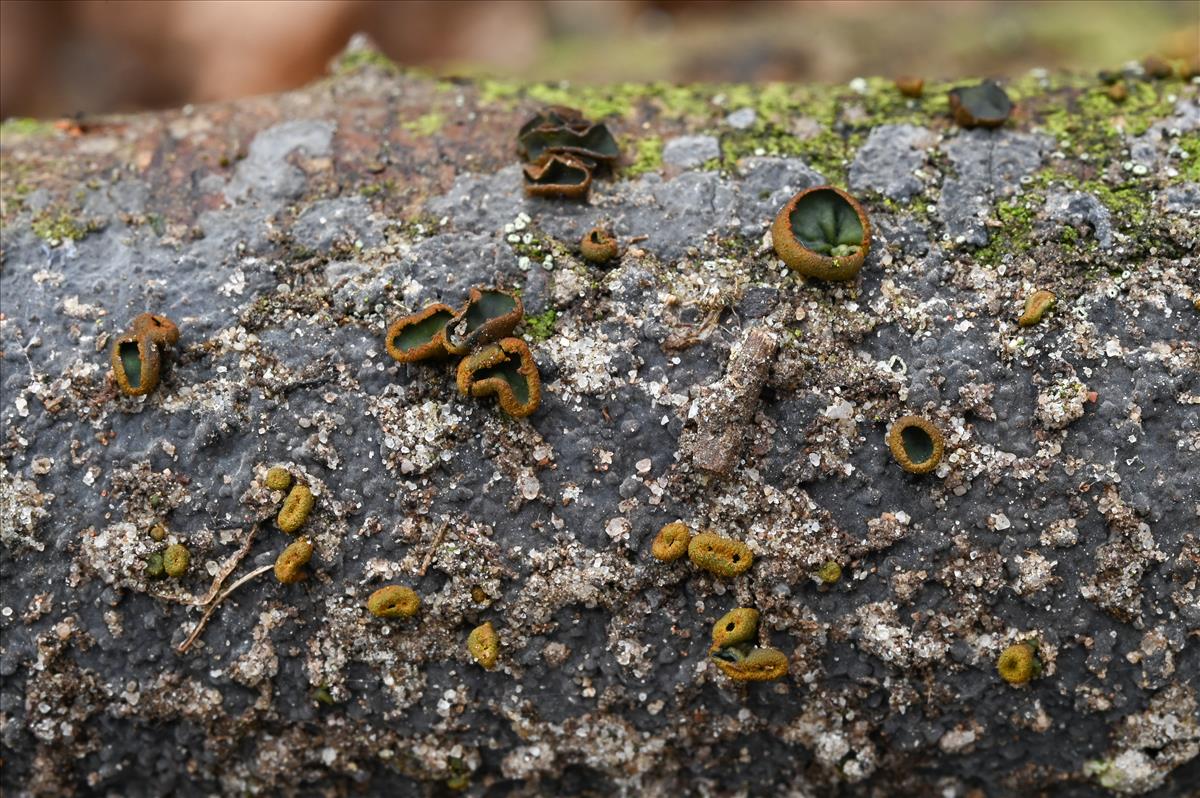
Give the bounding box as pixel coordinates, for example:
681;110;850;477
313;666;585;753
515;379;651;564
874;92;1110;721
2;0;1198;120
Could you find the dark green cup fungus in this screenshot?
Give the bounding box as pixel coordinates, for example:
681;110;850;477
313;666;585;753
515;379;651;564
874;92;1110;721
517;105;619;167
367;585;421;619
386;303;455;363
580;227;618;264
111;312;180;397
443;288;524;356
948;80;1013;128
163;543;190;578
523;153;593;199
771;186;872;281
456;337;542;418
887;415;945;475
275;538;313;584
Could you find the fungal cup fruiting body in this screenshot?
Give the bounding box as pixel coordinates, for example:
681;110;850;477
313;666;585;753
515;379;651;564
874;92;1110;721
651;521;691;562
523;154;594;199
467;621;500;669
265;466;293;492
367;585;421;619
1018;289;1057;328
895;76;924;98
443;288;524;356
817;560;843;585
456;337;542;418
277;485;315;534
887;415;945;475
385;303;455;363
710;608;760;651
688;531;753;577
111;312;180;397
275;538;313;584
771;186;872;281
163;543;190;578
708;607;788;682
997;642;1042;686
948;80;1013;128
144;552;166;580
517;106;619;166
580;227;619;264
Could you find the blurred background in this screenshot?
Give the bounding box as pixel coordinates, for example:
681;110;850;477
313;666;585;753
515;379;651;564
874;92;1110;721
2;0;1198;120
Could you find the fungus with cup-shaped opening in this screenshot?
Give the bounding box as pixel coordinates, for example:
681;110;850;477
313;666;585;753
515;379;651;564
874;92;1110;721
997;641;1041;686
467;621;500;669
887;415;945;474
710;608;760;651
163;543;190;578
385;303;456;363
456;337;542;418
711;645;789;682
111;312;180;397
688;531;753;577
517;105;619;167
1018;289;1057;327
580;227;619;264
651;521;691;562
523;153;594;199
443;288;524;356
367;585;421;618
275;538;313;584
948;80;1013;128
772;186;871;281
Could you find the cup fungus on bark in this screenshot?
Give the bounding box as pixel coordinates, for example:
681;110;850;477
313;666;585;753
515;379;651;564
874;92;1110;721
385;303;456;363
948;80;1013;128
277;485;315;534
275;538;313;584
688;531;753;577
467;621;500;669
456;337;542;418
887;415;945;474
771;186;872;281
367;585;421;618
712;645;790;682
1018;289;1057;327
580;227;619;264
997;642;1041;686
651;521;691;562
111;312;180;397
523;153;594;199
443;288;524;356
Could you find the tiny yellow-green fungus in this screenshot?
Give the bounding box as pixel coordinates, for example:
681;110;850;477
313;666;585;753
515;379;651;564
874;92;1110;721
277;484;315;534
1018;289;1056;328
367;585;421;618
163;543;190;578
651;521;691;562
997;642;1041;686
265;466;292;491
467;621;500;669
688;531;753;577
710;608;760;651
275;538;313;584
886;415;945;475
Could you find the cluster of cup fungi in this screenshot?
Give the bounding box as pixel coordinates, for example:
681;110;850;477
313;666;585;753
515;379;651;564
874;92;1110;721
107;81;1076;684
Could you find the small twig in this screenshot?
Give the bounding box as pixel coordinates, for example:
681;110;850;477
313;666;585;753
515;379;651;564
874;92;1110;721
191;521;261;606
626;234;649;245
417;518;450;577
177;564;272;654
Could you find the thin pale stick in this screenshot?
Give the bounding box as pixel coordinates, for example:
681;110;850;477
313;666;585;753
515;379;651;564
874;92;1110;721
177;563;272;654
417;518;450;577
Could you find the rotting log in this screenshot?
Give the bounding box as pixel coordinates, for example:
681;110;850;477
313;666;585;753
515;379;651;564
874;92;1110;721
2;38;1199;797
